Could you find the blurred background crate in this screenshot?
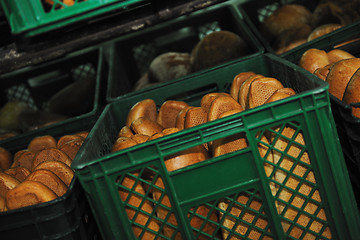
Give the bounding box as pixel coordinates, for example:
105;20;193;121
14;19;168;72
0;46;107;153
73;53;359;239
103;0;264;103
237;0;360;56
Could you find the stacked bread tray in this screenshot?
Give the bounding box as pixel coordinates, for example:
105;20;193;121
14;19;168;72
103;0;264;103
72;53;360;239
0;46;107;153
0;112;101;239
237;0;360;57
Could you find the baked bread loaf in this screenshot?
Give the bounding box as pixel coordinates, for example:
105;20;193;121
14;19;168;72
247;77;284;109
117;126;134;138
27;169;68;197
238;74;264;109
34;161;74;187
0;172;20;198
4;167;31;182
58;138;84;161
112;137;138;153
11;150;35;170
307;23;343;42
175;106;193;130
0;147;12;170
200;92;229;111
343;68;360;118
126;99;158;128
27;135;57;153
6;180;58;211
31;148;72;171
327;49;355;63
230;72;256;100
299;48;330;73
207;96;243;122
130;117;164;136
157;100;189;128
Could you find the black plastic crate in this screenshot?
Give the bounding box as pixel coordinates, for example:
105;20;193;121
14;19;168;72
104;0;264;103
0;46;108;153
238;0;360;56
0;112;101;239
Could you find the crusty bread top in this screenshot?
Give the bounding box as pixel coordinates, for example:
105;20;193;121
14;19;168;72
126;99;158;128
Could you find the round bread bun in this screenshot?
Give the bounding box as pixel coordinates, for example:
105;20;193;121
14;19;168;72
4;167;31;182
27;135;57;153
326;58;360;100
343;68;360;118
230;72;256;100
31;148;72;171
200;92;230;111
0;172;20;198
33;161;74;187
262;4;312;41
156;100;189;128
27;169;68;197
238;74;264;109
130;117;164;137
58;138;84;161
126;99;158;128
247;77;284;109
6;180;58;210
191;31;248;72
207;96;243;122
0;147;12;170
327;49;355;63
313;63;335;81
307;23;343;42
299;48;330;73
175;106;193;130
148;52;192;83
112;137;138;153
11;150;35;170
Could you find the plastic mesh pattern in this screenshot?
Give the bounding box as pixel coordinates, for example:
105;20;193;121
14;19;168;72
257;122;332;239
5;84;37;110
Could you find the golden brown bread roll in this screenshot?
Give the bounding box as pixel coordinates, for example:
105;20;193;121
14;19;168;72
207;96;243;122
230;72;257;100
57;134;85;149
191;31;248;72
31;148;72;171
126;99;158;128
58;138;84;161
33;161;74;187
238;74;264;109
307;23;343;42
130;134;150;145
0;172;20;198
343;68;360;118
130;117;164;137
4;167;31;182
11;149;35;170
0;147;12;170
6;180;58;211
299;48;330;73
327;49;355;63
326;58;360;100
26;169;68;197
157;100;189;128
27;135;57;153
313;63;334;81
247;77;284;109
117;126;134;138
112;137;138;153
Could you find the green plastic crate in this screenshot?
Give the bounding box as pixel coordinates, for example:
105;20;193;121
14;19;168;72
0;0;149;37
104;0;264;103
72;53;360;239
0;46;106;153
237;0;360;57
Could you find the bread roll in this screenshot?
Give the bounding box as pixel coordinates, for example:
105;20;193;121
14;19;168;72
117;126;134;138
175;106;193;130
157;100;189;128
326;58;360;99
343;68;360;118
11;150;35;170
184;107;208;129
57;134;85;149
307;23;343;42
264;88;296;104
0;147;12;170
0;172;20;198
33;161;74;187
247;77;284;109
207;96;243;122
4;167;31;182
200;92;229;111
58;138;84;160
6;180;58;210
130;117;164;137
191;31;248;72
238;74;264;109
126;99;158;128
313;63;334;81
130;134;150;144
27;135;57;153
230;72;256;100
148;52;192;83
299;48;330;73
27;169;68;197
327;49;355;63
32;148;72;171
112;137;138;153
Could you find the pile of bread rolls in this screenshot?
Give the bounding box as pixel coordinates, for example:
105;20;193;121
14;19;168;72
299;47;360;117
262;2;360;54
134;30;249;91
112;72;330;239
0;131;87;212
